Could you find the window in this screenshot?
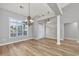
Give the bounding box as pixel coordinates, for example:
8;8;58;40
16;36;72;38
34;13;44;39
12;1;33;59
18;24;22;36
9;18;28;38
23;22;28;35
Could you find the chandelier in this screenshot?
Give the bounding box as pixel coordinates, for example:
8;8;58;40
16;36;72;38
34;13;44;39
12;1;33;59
25;3;34;26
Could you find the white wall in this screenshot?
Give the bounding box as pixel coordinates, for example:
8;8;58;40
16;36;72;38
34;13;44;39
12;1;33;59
33;17;57;39
46;23;57;39
33;16;64;40
64;23;78;40
32;17;57;39
37;23;45;38
60;18;64;40
32;17;41;39
60;3;79;41
0;8;32;44
45;16;64;40
33;21;46;39
46;17;57;39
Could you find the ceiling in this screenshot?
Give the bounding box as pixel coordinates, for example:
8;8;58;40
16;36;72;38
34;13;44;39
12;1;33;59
58;3;70;9
0;3;72;28
61;3;79;23
0;3;55;18
0;3;70;18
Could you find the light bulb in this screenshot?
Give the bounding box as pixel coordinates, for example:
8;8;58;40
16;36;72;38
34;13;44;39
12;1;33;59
30;20;34;23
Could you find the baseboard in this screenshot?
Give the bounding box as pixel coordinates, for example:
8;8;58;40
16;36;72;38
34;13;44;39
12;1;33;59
64;38;77;41
76;41;79;43
0;37;34;46
64;38;79;43
37;37;57;40
45;37;57;40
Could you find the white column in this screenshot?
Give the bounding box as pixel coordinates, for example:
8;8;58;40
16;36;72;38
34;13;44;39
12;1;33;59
57;15;61;45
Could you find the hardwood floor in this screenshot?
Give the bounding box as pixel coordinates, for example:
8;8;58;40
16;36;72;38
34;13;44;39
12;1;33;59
0;38;79;56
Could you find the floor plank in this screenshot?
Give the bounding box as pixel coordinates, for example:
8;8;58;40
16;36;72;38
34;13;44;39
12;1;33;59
0;38;79;56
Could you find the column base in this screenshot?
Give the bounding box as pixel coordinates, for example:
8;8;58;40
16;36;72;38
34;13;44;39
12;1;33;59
57;42;61;45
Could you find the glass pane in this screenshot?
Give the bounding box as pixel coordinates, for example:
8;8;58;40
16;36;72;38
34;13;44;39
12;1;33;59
10;24;16;37
18;25;22;36
9;19;28;38
23;24;27;35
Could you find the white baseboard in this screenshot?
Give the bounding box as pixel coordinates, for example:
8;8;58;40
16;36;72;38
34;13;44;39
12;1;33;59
64;38;78;43
76;41;79;43
0;37;34;46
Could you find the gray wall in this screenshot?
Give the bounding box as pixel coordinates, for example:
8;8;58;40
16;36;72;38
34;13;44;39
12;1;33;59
64;23;78;40
32;17;57;39
60;18;64;40
0;8;32;44
46;17;57;39
46;23;57;39
61;3;79;41
33;16;64;40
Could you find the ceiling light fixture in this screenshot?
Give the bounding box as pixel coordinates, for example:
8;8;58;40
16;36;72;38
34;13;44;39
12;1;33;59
19;5;24;9
47;18;51;23
47;11;51;23
25;3;34;26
